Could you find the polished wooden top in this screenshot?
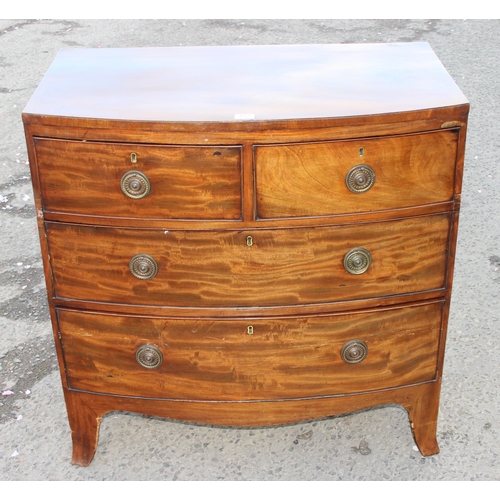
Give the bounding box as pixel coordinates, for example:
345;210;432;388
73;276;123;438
23;43;468;122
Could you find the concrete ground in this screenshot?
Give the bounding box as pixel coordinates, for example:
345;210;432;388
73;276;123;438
0;19;499;481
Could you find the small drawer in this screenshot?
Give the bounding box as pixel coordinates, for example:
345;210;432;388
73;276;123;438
46;213;450;308
57;301;443;400
34;139;242;220
255;129;459;218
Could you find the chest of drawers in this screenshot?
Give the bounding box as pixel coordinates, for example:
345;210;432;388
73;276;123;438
22;43;469;466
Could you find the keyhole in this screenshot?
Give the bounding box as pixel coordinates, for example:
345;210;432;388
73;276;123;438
359;147;364;158
247;326;254;335
246;236;253;247
130;152;138;163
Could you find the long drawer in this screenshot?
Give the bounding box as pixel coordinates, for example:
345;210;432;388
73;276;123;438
255;129;458;218
58;301;443;400
46;213;451;307
34;139;242;220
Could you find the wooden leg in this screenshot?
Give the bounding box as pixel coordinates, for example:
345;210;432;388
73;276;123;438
65;393;103;467
403;382;441;456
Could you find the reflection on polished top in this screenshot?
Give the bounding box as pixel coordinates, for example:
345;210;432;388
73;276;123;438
23;43;468;122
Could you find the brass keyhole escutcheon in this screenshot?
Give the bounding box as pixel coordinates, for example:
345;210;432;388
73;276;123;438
121;170;151;199
247;325;254;335
136;345;163;369
343;248;372;275
129;254;159;280
130;152;138;163
246;235;253;247
341;340;368;364
346;164;375;193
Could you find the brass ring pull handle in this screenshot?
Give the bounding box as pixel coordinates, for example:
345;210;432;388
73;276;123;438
121;170;151;199
346;164;375;193
341;340;368;364
129;254;158;280
136;344;163;369
343;247;372;275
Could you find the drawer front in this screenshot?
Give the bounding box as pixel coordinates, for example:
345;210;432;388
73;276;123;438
47;213;450;307
255;130;458;218
34;139;242;220
58;301;443;400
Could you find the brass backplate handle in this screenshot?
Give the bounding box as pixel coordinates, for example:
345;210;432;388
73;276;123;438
136;344;163;369
346;164;375;193
129;254;159;280
341;340;368;364
343;247;372;275
121;170;151;199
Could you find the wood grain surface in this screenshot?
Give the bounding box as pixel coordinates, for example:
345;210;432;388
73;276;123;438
35;139;242;220
255;129;458;218
58;300;443;400
46;213;451;307
23;44;468;122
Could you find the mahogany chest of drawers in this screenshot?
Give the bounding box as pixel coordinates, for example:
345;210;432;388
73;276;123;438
22;43;469;466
